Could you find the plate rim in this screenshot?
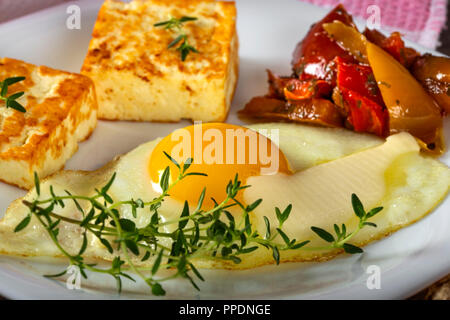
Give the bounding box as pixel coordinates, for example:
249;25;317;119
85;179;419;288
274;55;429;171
0;0;448;300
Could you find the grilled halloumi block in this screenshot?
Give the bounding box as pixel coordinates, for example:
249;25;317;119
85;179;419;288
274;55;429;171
81;0;238;122
0;58;98;189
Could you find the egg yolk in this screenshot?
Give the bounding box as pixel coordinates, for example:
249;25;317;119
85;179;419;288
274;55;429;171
149;123;291;208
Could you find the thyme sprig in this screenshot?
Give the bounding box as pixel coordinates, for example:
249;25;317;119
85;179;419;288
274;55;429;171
309;194;383;254
15;153;382;296
0;76;26;113
154;16;199;61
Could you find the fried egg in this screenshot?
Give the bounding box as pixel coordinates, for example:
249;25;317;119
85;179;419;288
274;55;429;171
0;123;448;270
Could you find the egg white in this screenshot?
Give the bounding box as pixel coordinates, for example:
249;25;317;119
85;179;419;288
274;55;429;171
0;123;448;270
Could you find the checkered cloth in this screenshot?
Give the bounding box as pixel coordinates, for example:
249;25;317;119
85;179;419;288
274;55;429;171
301;0;448;49
1;0;448;48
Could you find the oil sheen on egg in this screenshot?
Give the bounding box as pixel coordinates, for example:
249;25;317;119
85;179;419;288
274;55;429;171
0;123;448;270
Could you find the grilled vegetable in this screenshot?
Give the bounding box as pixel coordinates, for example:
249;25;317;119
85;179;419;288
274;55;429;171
292;4;357;81
241;96;344;128
323;21;368;64
364;29;420;68
366;42;444;153
412;54;450;114
241;5;447;154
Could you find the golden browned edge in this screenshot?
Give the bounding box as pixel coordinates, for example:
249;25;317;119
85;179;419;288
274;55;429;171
0;157;120;218
219;19;239;123
0;104;98;191
0;57;98;189
215;1;238;123
0;122;97;191
79;0;107;75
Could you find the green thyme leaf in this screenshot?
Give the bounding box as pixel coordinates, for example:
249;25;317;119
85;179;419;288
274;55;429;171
125;239;140;256
8;91;24;100
4;76;25;86
163;151;180;168
178;201;190;229
14;214;31;233
184;172;208;177
160;166;171;192
351;193;365;218
240;246;258;254
168;34;185;48
0;82;7;97
263;216;271;239
78;232;88;255
119;218;136;232
366;206;383;218
34;172;40;196
152;250;164;275
343;243;363;254
246;198;262;212
291;240;310;250
276;228;290;246
65;190;84;214
179;16;198;23
1;77;28;113
183;157;193;172
229;255;241;264
363;222;377;228
6;99;26;112
154;16;199;61
151;282;166;296
311;226;335;243
100;238;113;254
189;263;204;281
272;246;280;265
44;269;68;278
101;172;116;195
141;251;151;262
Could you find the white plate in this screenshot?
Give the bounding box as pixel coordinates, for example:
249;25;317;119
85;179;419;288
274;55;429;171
0;0;449;300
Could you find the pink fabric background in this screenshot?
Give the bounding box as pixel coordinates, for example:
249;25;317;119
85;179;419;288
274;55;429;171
0;0;448;48
300;0;448;49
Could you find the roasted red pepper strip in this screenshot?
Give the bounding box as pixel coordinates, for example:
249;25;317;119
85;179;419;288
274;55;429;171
340;88;387;136
335;57;384;106
292;4;357;81
333;56;387;136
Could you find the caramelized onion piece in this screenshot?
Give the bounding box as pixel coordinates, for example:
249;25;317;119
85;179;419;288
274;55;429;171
240;97;344;128
366;42;444;154
412;54;450;114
